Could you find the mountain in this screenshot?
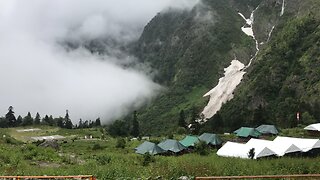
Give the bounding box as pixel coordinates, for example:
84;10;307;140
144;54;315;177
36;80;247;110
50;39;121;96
130;0;320;135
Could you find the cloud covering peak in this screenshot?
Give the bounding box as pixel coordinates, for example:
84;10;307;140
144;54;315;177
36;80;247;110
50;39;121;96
0;0;198;123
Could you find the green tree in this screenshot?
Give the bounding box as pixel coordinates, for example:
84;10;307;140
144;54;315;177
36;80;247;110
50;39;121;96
6;106;16;127
108;120;129;137
16;115;23;126
131;111;140;137
64;110;73;129
34;112;41;125
0;117;9;128
178;110;186;127
22;112;33;126
95;118;101;127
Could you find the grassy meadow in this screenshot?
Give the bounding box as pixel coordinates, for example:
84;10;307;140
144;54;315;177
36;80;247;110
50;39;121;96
0;126;320;179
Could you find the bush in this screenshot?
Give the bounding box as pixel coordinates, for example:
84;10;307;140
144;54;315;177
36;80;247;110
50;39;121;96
141;153;155;166
92;143;104;150
115;138;126;149
96;155;111;165
194;141;209;156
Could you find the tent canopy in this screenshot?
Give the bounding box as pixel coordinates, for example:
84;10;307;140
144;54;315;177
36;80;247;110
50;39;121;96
304;123;320;131
198;133;222;145
135;141;165;155
234;127;261;138
256;125;279;135
179;135;199;147
217;141;250;159
273;136;320;152
158;139;187;153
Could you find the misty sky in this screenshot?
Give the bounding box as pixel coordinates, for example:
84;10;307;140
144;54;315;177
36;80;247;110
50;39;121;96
0;0;198;123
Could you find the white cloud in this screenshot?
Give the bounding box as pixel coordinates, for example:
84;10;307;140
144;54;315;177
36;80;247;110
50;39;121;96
0;0;198;123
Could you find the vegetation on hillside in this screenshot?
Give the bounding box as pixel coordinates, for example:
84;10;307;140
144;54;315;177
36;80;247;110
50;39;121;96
131;0;256;135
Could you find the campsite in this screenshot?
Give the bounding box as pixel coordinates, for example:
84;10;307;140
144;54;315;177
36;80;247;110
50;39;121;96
1;125;320;179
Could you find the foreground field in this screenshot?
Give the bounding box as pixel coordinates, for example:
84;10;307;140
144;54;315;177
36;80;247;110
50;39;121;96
0;126;320;179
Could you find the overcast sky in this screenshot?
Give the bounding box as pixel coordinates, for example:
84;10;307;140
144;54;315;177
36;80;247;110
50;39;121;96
0;0;198;123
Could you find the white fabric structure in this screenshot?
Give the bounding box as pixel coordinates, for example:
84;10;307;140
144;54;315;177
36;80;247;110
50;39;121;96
304;123;320;131
246;139;276;158
217;142;250;159
267;138;301;156
273;136;320;152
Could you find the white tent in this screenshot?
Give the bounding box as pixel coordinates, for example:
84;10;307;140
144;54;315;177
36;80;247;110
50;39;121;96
273;136;320;152
246;139;276;158
304;123;320;131
217;141;250;159
217;141;276;159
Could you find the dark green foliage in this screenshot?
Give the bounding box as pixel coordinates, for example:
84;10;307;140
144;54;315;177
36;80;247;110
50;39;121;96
219;14;320;130
248;148;255;159
64;110;73;129
141;152;155;166
194;141;209;156
178;110;186;127
22;112;33;126
131;111;140;137
16;115;22;126
108;120;129;137
95;118;101;127
6;106;16;127
0;117;9;128
132;0;256;135
115;138;126;149
92;143;104;150
96;155;111;165
34;112;41;125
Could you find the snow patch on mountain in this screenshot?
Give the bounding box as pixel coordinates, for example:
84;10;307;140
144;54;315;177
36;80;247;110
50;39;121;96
201;6;261;120
201;60;246;119
280;0;285;16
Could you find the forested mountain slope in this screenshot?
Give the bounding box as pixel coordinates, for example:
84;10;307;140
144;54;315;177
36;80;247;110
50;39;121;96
131;0;320;135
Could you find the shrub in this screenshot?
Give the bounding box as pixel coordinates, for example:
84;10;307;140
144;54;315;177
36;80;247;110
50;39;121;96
92;143;104;150
194;141;209;156
96;155;111;165
142;153;155;166
115;138;126;149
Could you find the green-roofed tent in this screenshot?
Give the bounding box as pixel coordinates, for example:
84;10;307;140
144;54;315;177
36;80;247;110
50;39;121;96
256;125;279;135
158;139;187;153
234;127;261;138
198;133;222;146
179;135;200;147
135;141;165;155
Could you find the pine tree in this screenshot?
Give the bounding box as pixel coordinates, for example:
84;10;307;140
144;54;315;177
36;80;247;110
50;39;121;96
178;110;186;127
22;112;33;126
6;106;16;127
42;115;49;125
131;111;140;137
56;117;64;128
16;115;23;126
34;112;41;125
64;110;73;129
95;118;101;127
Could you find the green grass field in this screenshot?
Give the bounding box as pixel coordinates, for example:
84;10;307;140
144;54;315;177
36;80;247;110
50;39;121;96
0;126;320;179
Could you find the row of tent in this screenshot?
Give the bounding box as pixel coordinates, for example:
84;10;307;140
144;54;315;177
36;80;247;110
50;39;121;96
234;125;279;138
135;133;222;155
217;136;320;159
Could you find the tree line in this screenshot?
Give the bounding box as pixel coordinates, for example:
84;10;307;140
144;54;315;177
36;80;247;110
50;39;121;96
0;106;101;129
